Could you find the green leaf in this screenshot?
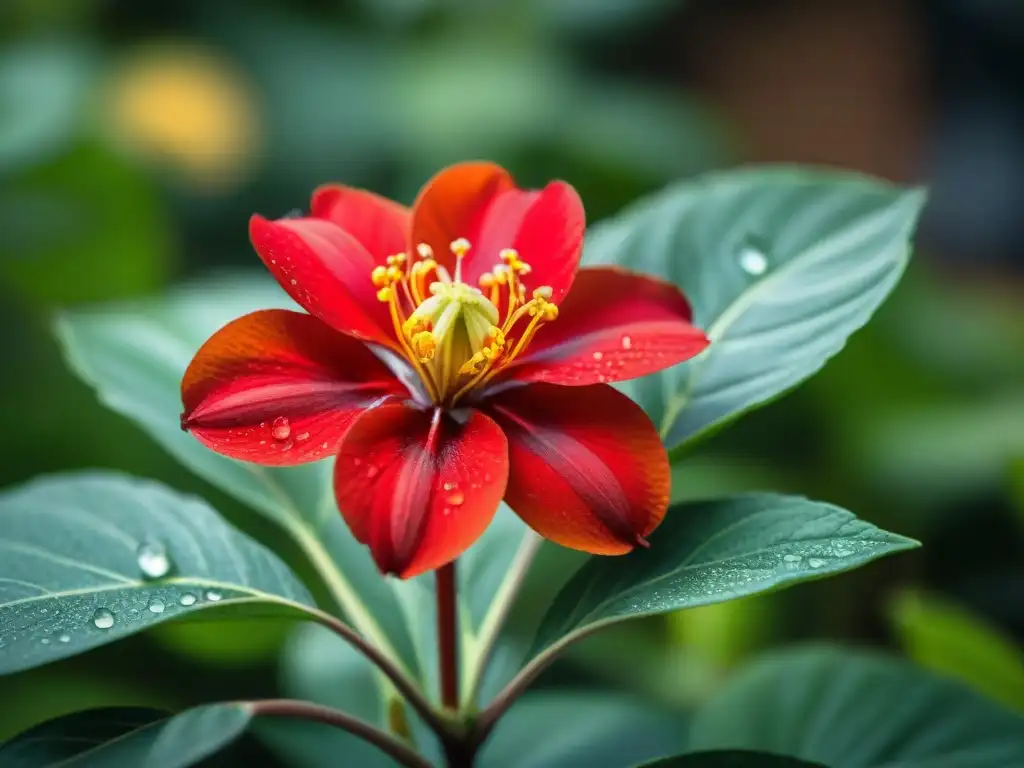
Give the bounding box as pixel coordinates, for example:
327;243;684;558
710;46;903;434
255;624;393;768
688;645;1024;767
641;752;827;768
55;273;420;678
0;472;313;675
583;167;926;451
0;704;251;767
532;494;917;653
889;590;1024;712
478;692;686;768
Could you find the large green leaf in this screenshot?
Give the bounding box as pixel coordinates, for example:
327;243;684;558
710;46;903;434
55;274;419;677
583;167;926;451
478;692;686;768
890;590;1024;712
689;646;1024;767
0;472;313;674
0;704;251;767
532;494;917;653
641;753;827;768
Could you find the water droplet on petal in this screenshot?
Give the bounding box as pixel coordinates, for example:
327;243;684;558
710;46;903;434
205;590;223;602
271;417;291;441
738;245;768;276
290;278;298;285
280;440;294;450
92;609;115;629
148;598;166;614
443;481;456;491
620;336;632;350
366;465;380;479
136;541;171;579
592;351;603;361
296;431;310;441
353;457;362;466
321;442;329;449
483;473;492;482
446;490;465;506
179;593;198;607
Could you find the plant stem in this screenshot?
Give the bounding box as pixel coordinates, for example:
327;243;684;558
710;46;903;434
463;532;543;703
303;605;446;736
437;561;460;710
251;699;432;768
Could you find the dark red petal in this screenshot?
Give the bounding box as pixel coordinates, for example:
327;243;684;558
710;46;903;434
333;404;508;578
499;266;710;387
181;309;404;466
249;214;399;350
310;184;410;261
485;383;669;554
474;180;585;305
410;161;514;278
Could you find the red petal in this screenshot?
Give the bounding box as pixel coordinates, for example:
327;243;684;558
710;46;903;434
498;267;710;387
181;309;404;465
250;214;399;350
485;383;669;554
410;162;585;303
311;184;410;261
333;404;509;578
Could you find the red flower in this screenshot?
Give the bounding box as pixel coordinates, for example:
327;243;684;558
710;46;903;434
180;163;709;578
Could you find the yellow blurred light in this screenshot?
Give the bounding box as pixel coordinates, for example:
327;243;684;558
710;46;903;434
104;42;261;193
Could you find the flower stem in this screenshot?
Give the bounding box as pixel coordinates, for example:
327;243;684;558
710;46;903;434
437;561;460;710
251;699;432;768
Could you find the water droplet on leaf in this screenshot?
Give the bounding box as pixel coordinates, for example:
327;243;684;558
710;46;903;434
179;593;197;607
205;590;223;602
783;554;802;563
136;541;171;579
148;598;166;614
58;633;71;643
92;609;115;629
807;558;826;569
738;245;768;276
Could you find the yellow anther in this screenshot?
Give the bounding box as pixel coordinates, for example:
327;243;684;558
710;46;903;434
517;263;532;275
488;325;505;345
410;331;437;362
533;286;553;300
393;252;407;265
386;265;402;282
414;258;437;275
541;303;558;321
371;265;389;287
499;248;519;264
450;238;471;258
478;273;495;289
376;287;394;302
459;353;486;376
416;243;434;259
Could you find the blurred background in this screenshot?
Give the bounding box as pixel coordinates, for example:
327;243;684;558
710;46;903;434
1;0;1022;761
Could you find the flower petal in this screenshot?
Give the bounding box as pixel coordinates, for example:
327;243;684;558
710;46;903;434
311;184;410;261
181;309;405;465
498;266;710;386
249;214;399;350
333;404;508;578
410;162;585;303
486;383;669;554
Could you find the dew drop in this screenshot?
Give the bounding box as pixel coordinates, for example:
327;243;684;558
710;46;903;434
353;457;362;466
738;245;768;276
620;336;632;350
443;481;456;491
290;278;298;285
483;473;492;482
205;590;223;602
783;554;802;563
442;507;452;516
592;351;603;361
92;609;115;630
271;416;291;441
148;598;166;614
296;431;310;442
366;465;380;479
446;490;465;506
179;593;198;607
58;633;71;643
807;558;826;569
40;637;50;645
321;442;329;449
281;440;294;450
136;541;171;579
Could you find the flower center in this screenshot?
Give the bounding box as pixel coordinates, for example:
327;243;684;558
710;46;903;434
372;238;557;404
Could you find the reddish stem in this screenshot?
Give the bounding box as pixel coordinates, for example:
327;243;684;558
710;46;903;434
437;561;459;710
